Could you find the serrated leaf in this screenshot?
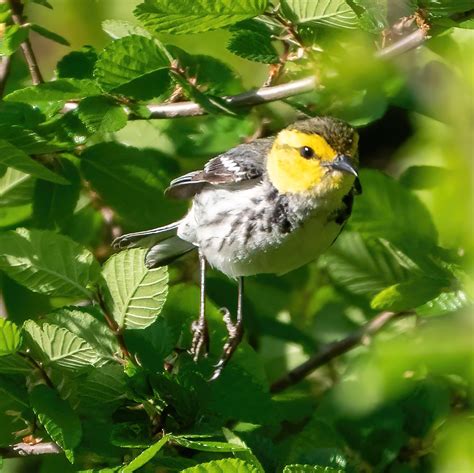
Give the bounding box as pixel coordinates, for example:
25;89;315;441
281;0;358;29
283;466;344;473
323;232;412;296
0;139;68;184
134;0;268;35
4;79;101;104
111;422;151;448
180;458;260;473
102;19;152;39
94;35;170;100
351;170;437;246
33;158;81;229
228;30;279;63
0;319;22;356
45;306;118;359
30;24;70;46
222;428;265;473
24;320;102;369
121;434;170;472
76;96;128;134
0;227;100;298
173;436;248;453
418;0;473;17
80;142;183;228
349;0;388;32
0;125;61;155
101;248;168;330
0;24;30;56
56;47;98;80
416;290;471;317
30;385;82;463
0;167;34;207
370;277;446;312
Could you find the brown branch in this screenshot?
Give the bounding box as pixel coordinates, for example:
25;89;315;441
7;0;44;84
0;55;12;97
0;442;61;458
270;311;413;394
60;25;429;120
97;292;132;361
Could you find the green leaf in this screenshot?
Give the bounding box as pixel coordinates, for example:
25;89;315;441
351;170;438;246
0;319;22;356
228;30;279;63
30;24;70;46
283;466;344;473
121;434;170;473
102;19;152;39
180;458;260;473
94;35;171;100
0;139;68;185
0;125;61;155
281;0;358;29
4;79;101;104
416;290;471;317
45;306;119;359
173;436;248;452
348;0;388;32
80;142;183;228
134;0;268;34
32;0;53;8
30;385;82;463
418;0;474;17
101;248;168;330
76;96;128;134
0;167;34;207
0;24;29;56
24;320;102;369
170;70;238;115
0;227;100;298
399;165;446;190
323;232;412;296
222;428;265;473
111;422;151;448
370;277;446;312
56;47;98;80
0;353;32;373
33;158;81;229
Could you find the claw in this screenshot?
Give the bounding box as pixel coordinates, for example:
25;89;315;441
189;318;209;361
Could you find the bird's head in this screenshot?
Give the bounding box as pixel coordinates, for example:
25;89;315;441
266;116;359;195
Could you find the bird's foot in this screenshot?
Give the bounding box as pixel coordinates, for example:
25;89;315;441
209;308;244;381
189;317;209;361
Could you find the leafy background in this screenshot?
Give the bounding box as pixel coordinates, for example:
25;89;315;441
0;0;473;472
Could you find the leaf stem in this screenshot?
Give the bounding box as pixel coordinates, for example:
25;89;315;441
7;0;44;85
270;311;414;393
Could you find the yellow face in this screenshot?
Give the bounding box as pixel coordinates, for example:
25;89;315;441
266;129;357;194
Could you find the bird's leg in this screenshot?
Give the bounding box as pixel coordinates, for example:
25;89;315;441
190;251;209;361
210;277;245;380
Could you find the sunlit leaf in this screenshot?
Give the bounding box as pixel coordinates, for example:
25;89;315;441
180;458;260;473
0;319;22;356
121;434;170;472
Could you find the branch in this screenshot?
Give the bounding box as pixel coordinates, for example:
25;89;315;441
61;27;428;119
270;311;413;394
0;442;61;458
0;56;12;97
7;0;44;85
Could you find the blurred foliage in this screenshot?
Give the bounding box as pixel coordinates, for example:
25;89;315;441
0;0;473;472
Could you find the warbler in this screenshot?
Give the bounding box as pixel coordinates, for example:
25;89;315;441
113;116;361;379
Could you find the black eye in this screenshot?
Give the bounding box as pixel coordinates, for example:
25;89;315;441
299;146;315;159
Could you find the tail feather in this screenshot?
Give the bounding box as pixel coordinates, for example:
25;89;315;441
145;236;196;268
112;221;181;249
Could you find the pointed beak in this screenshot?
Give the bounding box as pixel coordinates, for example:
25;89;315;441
326;155;358;177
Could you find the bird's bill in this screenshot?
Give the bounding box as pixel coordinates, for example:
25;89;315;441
324;155;358;177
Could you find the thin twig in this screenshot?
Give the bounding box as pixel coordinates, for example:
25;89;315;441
270;311;413;393
18;352;54;389
60;26;429;120
7;0;44;84
0;55;12;97
0;442;62;458
97;292;132;361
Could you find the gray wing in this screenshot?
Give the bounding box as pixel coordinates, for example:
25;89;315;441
165;137;273;199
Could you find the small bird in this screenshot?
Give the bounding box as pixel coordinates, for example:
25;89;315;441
113;116;361;379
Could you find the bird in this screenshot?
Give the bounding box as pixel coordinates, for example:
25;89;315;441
112;116;361;379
